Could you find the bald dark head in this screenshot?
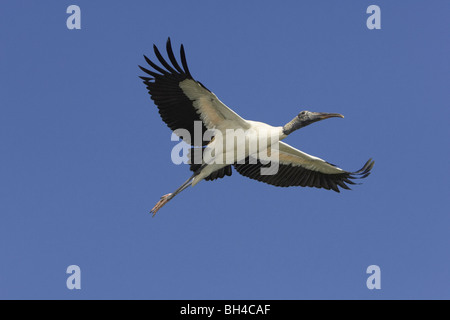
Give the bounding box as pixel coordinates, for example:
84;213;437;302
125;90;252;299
283;111;344;136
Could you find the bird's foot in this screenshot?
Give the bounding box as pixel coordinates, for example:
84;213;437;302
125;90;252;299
150;193;172;217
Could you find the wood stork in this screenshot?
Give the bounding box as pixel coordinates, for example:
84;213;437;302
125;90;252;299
139;38;374;216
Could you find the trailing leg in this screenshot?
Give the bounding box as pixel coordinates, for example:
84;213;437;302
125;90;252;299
150;174;195;216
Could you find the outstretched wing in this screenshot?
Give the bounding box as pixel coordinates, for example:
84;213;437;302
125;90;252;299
234;141;374;192
139;37;249;147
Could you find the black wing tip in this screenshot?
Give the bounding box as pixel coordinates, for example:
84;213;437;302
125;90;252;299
351;158;375;177
138;65;154;76
319;158;374;192
138;75;153;81
179;43;193;78
318;158;374;192
143;54;152;65
140;38;192;79
166;37;185;74
337;158;374;191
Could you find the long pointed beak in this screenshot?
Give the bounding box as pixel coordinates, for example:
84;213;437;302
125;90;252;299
314;112;344;120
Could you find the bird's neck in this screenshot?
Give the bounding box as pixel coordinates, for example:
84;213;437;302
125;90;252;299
282;117;303;136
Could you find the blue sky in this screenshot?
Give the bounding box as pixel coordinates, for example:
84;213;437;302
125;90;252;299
1;1;449;299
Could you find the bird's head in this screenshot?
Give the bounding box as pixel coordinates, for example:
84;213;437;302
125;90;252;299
283;110;344;135
297;110;344;125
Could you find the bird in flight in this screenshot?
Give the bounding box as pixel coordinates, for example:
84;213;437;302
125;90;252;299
139;38;374;216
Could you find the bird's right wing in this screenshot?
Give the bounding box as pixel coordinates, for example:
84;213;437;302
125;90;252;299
234;141;374;192
139;38;249;146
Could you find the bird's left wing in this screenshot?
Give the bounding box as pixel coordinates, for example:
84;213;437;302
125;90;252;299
139;38;249;146
234;141;374;192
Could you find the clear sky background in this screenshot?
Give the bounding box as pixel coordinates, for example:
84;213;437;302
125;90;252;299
1;1;449;299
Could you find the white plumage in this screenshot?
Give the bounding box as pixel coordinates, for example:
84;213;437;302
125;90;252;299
139;38;374;215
